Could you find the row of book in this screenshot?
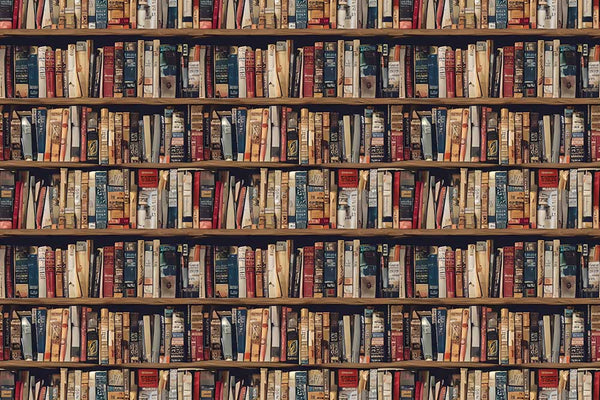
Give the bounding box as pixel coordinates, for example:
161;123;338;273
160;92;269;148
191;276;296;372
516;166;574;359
3;39;600;100
3;304;600;365
7;105;600;165
3;367;600;400
1;167;599;231
3;239;600;300
6;0;600;30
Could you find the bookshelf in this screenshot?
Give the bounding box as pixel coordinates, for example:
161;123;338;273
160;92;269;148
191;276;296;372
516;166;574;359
5;4;600;396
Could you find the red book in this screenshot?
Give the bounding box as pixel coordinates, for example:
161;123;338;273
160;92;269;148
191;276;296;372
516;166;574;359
480;106;488;162
80;307;87;362
502;246;515;298
45;49;56;98
302;246;315;297
212;180;222;229
214;381;222;400
480;306;488;362
445;248;455;297
205;246;214;298
393;372;400;398
245;49;255;98
212;0;221;28
102;46;115;98
102;245;115;297
280;307;288;361
80;107;88;162
393;171;400;226
45;248;56;298
502;46;515;98
12;180;21;229
280;107;287;162
5;46;13;98
11;0;19;29
14;381;21;400
245;248;256;297
594;371;600;398
412;0;421;28
205;45;214;98
138;369;159;388
193;372;201;400
5;246;12;298
412;180;422;229
302;46;315;98
415;381;422;400
405;247;414;298
405;46;414;98
595;172;600;228
445;48;456;98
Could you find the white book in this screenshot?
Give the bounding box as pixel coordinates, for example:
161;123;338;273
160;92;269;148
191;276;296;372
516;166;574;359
67;244;82;298
152;39;160;98
37;246;47;298
67;44;82;98
467;44;481;98
352;39;360;98
467;243;481;297
267;243;280;298
267;44;281;98
437;246;447;298
41;0;53;28
238;246;247;298
198;46;207;98
238;47;247;98
437;47;447;98
37;47;47;98
552;39;560;98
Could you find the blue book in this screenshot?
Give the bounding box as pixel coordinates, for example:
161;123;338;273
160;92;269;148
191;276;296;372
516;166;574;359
323;242;337;297
435;308;446;360
123;242;137;297
427;51;439;98
167;168;177;229
95;171;108;229
495;171;508;229
35;308;47;360
295;371;308;399
27;49;39;98
359;244;377;298
495;371;508;399
234;308;247;359
95;371;108;399
159;245;178;298
559;244;577;298
234;108;247;160
495;0;508;28
434;108;447;160
323;42;337;97
427;250;439;298
523;42;537;97
14;46;29;98
227;249;239;298
28;248;38;298
523;242;537;297
567;0;577;28
295;171;308;229
167;0;177;27
295;0;308;28
366;0;377;27
414;46;429;98
34;108;47;160
227;48;239;98
123;42;137;97
95;0;108;28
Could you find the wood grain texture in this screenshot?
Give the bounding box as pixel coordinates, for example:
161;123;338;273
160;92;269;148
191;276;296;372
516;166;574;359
0;160;598;170
0;297;597;306
0;28;599;38
0;228;598;238
0;97;600;106
0;360;598;370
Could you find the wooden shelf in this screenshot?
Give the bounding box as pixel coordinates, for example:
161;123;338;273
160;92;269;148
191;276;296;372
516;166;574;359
0;28;599;38
0;360;598;370
0;97;599;106
0;160;598;170
0;228;598;238
0;297;597;306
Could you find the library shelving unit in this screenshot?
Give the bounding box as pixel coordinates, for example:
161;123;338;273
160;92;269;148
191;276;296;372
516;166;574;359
5;28;600;379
